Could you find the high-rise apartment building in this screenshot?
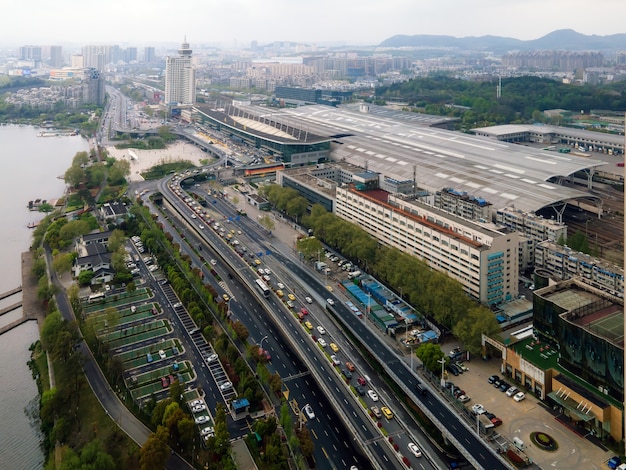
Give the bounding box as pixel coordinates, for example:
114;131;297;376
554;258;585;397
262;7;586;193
143;47;155;63
124;47;137;63
19;45;42;62
49;46;63;67
164;39;196;109
81;45;106;71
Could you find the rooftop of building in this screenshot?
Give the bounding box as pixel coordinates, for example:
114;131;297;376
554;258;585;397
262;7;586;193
194;104;331;146
537;279;624;348
537;241;624;277
472;123;625;146
253;104;604;214
346;186;514;249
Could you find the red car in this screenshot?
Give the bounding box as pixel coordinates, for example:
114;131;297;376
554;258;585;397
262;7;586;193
161;376;169;388
357;376;367;386
300;308;309;315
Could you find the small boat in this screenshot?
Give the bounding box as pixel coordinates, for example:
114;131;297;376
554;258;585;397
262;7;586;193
27;222;38;229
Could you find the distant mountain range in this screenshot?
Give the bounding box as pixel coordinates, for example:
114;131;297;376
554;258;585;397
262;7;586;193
379;29;626;54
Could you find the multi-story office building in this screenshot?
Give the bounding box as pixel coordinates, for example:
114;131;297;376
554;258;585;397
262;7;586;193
82;68;105;106
70;54;84;68
49;46;63;67
336;185;519;304
164;39;196;110
535;241;624;295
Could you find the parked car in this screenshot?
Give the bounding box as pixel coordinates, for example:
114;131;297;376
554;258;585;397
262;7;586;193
219;381;233;391
195;415;208;424
471;404;486;415
488;375;500;384
192;404;206;413
206;353;218;363
513;392;526;402
457;394;471;403
506;386;519;397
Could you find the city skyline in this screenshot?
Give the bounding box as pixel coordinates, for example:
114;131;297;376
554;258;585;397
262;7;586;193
3;0;625;47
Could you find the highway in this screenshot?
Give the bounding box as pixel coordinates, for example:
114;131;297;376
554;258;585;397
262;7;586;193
149;187;382;469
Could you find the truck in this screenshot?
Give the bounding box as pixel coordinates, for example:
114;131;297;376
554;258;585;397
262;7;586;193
478;414;495;435
315;262;328;271
348;270;362;279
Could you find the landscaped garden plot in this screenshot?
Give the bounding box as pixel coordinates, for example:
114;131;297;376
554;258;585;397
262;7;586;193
115;338;183;368
128;361;195;401
100;320;172;349
91;303;160;330
82;288;153;314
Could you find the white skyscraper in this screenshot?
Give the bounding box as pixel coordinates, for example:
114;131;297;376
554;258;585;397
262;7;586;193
164;39;196;109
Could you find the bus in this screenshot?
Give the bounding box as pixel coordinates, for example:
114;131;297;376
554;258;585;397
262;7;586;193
88;292;105;303
255;279;270;297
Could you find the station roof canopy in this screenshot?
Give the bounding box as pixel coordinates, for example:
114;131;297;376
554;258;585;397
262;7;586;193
195;104;331;146
253;104;606;213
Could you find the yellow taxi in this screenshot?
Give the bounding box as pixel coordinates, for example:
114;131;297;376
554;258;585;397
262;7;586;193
254;259;261;265
287;293;296;302
222;293;230;302
326;285;333;292
304;321;313;330
276;289;284;298
330;343;339;353
381;406;393;420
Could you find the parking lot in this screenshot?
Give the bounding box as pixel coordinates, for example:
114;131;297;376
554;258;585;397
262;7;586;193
432;353;614;469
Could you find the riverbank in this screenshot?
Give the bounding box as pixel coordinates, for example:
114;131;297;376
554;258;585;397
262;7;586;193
106;141;210;182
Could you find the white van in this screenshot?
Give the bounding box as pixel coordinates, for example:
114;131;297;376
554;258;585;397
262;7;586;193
512;436;525;451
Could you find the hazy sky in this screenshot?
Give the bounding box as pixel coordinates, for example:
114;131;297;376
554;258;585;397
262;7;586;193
7;0;625;47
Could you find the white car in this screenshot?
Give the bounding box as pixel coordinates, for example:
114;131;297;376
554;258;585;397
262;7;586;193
305;296;313;304
158;349;166;360
277;282;285;289
206;353;218;363
201;426;215;436
190;400;202;407
326;298;335;306
367;390;379;401
194;415;208;424
317;338;327;348
408;442;422;458
198;224;204;229
471;404;485;415
506;386;519;397
210;259;217;266
330;355;341;366
316;326;326;335
513;392;526;402
219;381;233;391
304;404;315;420
192;404;206;413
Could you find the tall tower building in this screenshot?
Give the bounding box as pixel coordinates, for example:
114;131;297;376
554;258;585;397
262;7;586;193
164;39;196;109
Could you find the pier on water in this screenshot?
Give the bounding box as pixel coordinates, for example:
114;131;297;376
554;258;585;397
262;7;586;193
0;253;44;335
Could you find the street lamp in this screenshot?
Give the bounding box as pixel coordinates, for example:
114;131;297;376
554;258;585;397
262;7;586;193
438;357;446;388
259;335;268;353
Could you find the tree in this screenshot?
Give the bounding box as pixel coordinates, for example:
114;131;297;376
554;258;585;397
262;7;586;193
52;252;75;275
140;426;170;470
258;214;275;232
415;343;446;373
231;320;249;341
107;229;126;252
108;159;131;185
452;306;501;354
78;270;95;286
64;165;85;188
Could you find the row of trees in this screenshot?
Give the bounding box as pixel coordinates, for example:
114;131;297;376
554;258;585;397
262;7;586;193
256;184;502;353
